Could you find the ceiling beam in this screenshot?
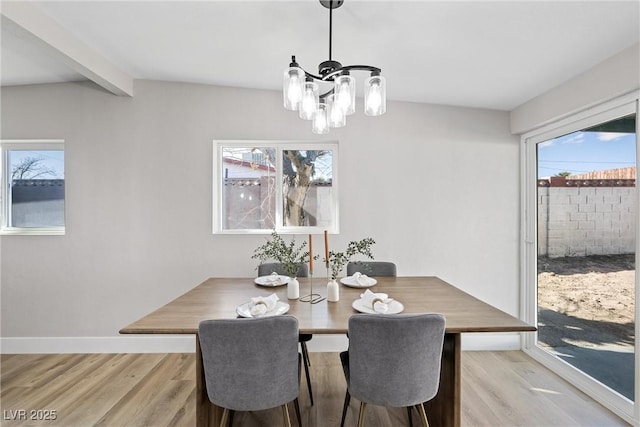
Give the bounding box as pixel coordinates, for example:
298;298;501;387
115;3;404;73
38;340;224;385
1;1;134;96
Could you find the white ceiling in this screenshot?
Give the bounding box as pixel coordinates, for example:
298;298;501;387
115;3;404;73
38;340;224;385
1;0;639;111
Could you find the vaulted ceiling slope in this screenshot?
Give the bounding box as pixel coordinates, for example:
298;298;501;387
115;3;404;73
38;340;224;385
1;1;639;111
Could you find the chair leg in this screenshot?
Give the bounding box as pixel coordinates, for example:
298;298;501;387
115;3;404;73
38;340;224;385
281;404;292;427
301;341;311;366
357;402;367;427
219;408;229;427
407;406;413;427
417;403;430;427
228;410;234;427
293;398;302;427
340;391;351;427
302;351;314;406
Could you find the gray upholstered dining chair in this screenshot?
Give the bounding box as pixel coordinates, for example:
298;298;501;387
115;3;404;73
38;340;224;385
339;313;446;427
198;316;301;427
346;261;397;277
257;262;314;406
258;262;309;278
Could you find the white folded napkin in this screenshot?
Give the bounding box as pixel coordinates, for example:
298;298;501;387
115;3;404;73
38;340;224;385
351;272;375;286
360;289;391;314
265;272;282;285
250;293;279;316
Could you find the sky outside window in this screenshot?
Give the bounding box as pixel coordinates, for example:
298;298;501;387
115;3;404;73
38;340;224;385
9;150;64;179
538;131;636;178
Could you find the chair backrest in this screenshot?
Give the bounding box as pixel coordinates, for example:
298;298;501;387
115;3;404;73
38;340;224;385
258;262;309;278
346;261;397;277
198;316;299;411
347;313;446;407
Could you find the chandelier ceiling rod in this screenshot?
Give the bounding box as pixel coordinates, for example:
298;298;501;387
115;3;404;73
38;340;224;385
328;0;333;61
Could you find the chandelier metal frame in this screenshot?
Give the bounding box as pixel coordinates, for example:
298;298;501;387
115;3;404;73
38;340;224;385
283;0;387;134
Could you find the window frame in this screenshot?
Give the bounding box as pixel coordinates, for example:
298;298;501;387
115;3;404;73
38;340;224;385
1;139;65;235
212;140;339;234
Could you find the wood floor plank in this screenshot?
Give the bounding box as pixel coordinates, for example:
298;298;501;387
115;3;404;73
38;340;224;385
93;354;194;427
0;351;630;427
1;354;83;387
1;354;112;423
461;351;628;427
462;351;579;426
59;353;167;427
493;351;625;427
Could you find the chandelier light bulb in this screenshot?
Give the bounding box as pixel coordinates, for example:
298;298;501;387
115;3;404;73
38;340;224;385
327;94;346;128
299;81;319;120
312;103;329;134
334;74;355;115
283;67;305;110
287;75;302;106
364;74;386;116
368;86;381;109
336;82;350;106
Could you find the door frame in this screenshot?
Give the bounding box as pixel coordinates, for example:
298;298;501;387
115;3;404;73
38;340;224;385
520;91;639;424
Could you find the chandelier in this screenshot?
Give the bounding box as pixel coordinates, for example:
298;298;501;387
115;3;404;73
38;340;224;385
283;0;387;134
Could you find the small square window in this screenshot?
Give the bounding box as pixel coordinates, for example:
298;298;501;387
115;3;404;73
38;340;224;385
1;140;65;235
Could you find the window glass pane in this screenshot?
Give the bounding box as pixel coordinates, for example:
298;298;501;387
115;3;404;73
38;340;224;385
536;113;636;400
282;149;333;227
221;147;276;230
215;141;339;233
8;149;65;228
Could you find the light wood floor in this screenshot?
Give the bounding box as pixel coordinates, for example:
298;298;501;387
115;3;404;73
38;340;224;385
0;351;629;427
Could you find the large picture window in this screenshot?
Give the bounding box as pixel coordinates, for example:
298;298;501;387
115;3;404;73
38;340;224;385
1;140;65;235
213;141;339;234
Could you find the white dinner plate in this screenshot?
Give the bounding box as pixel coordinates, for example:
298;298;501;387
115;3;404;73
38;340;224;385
254;275;290;287
236;301;290;318
352;298;404;314
340;276;377;288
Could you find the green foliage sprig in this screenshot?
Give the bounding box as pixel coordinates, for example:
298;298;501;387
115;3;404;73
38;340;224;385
325;238;375;280
252;231;311;278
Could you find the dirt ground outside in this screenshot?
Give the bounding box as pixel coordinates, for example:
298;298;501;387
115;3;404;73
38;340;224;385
537;254;635;399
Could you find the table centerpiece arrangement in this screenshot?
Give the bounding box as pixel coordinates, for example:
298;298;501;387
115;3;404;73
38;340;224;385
323;234;375;302
252;231;312;299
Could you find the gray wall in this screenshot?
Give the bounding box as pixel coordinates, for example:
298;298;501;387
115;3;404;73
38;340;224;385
0;80;519;349
510;43;639;134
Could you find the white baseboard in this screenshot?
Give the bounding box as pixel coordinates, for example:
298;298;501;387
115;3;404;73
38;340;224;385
461;333;521;350
0;336;195;354
306;335;349;352
308;334;522;352
1;333;521;354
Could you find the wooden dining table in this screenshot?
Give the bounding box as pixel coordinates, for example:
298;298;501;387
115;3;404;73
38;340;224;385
120;276;535;427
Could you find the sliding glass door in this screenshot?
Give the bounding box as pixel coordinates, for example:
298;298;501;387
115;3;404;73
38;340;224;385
522;96;638;424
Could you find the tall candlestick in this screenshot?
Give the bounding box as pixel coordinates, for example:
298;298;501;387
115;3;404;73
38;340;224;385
324;230;330;268
308;234;313;274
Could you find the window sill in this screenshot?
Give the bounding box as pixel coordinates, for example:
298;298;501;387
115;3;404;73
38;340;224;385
0;227;65;236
